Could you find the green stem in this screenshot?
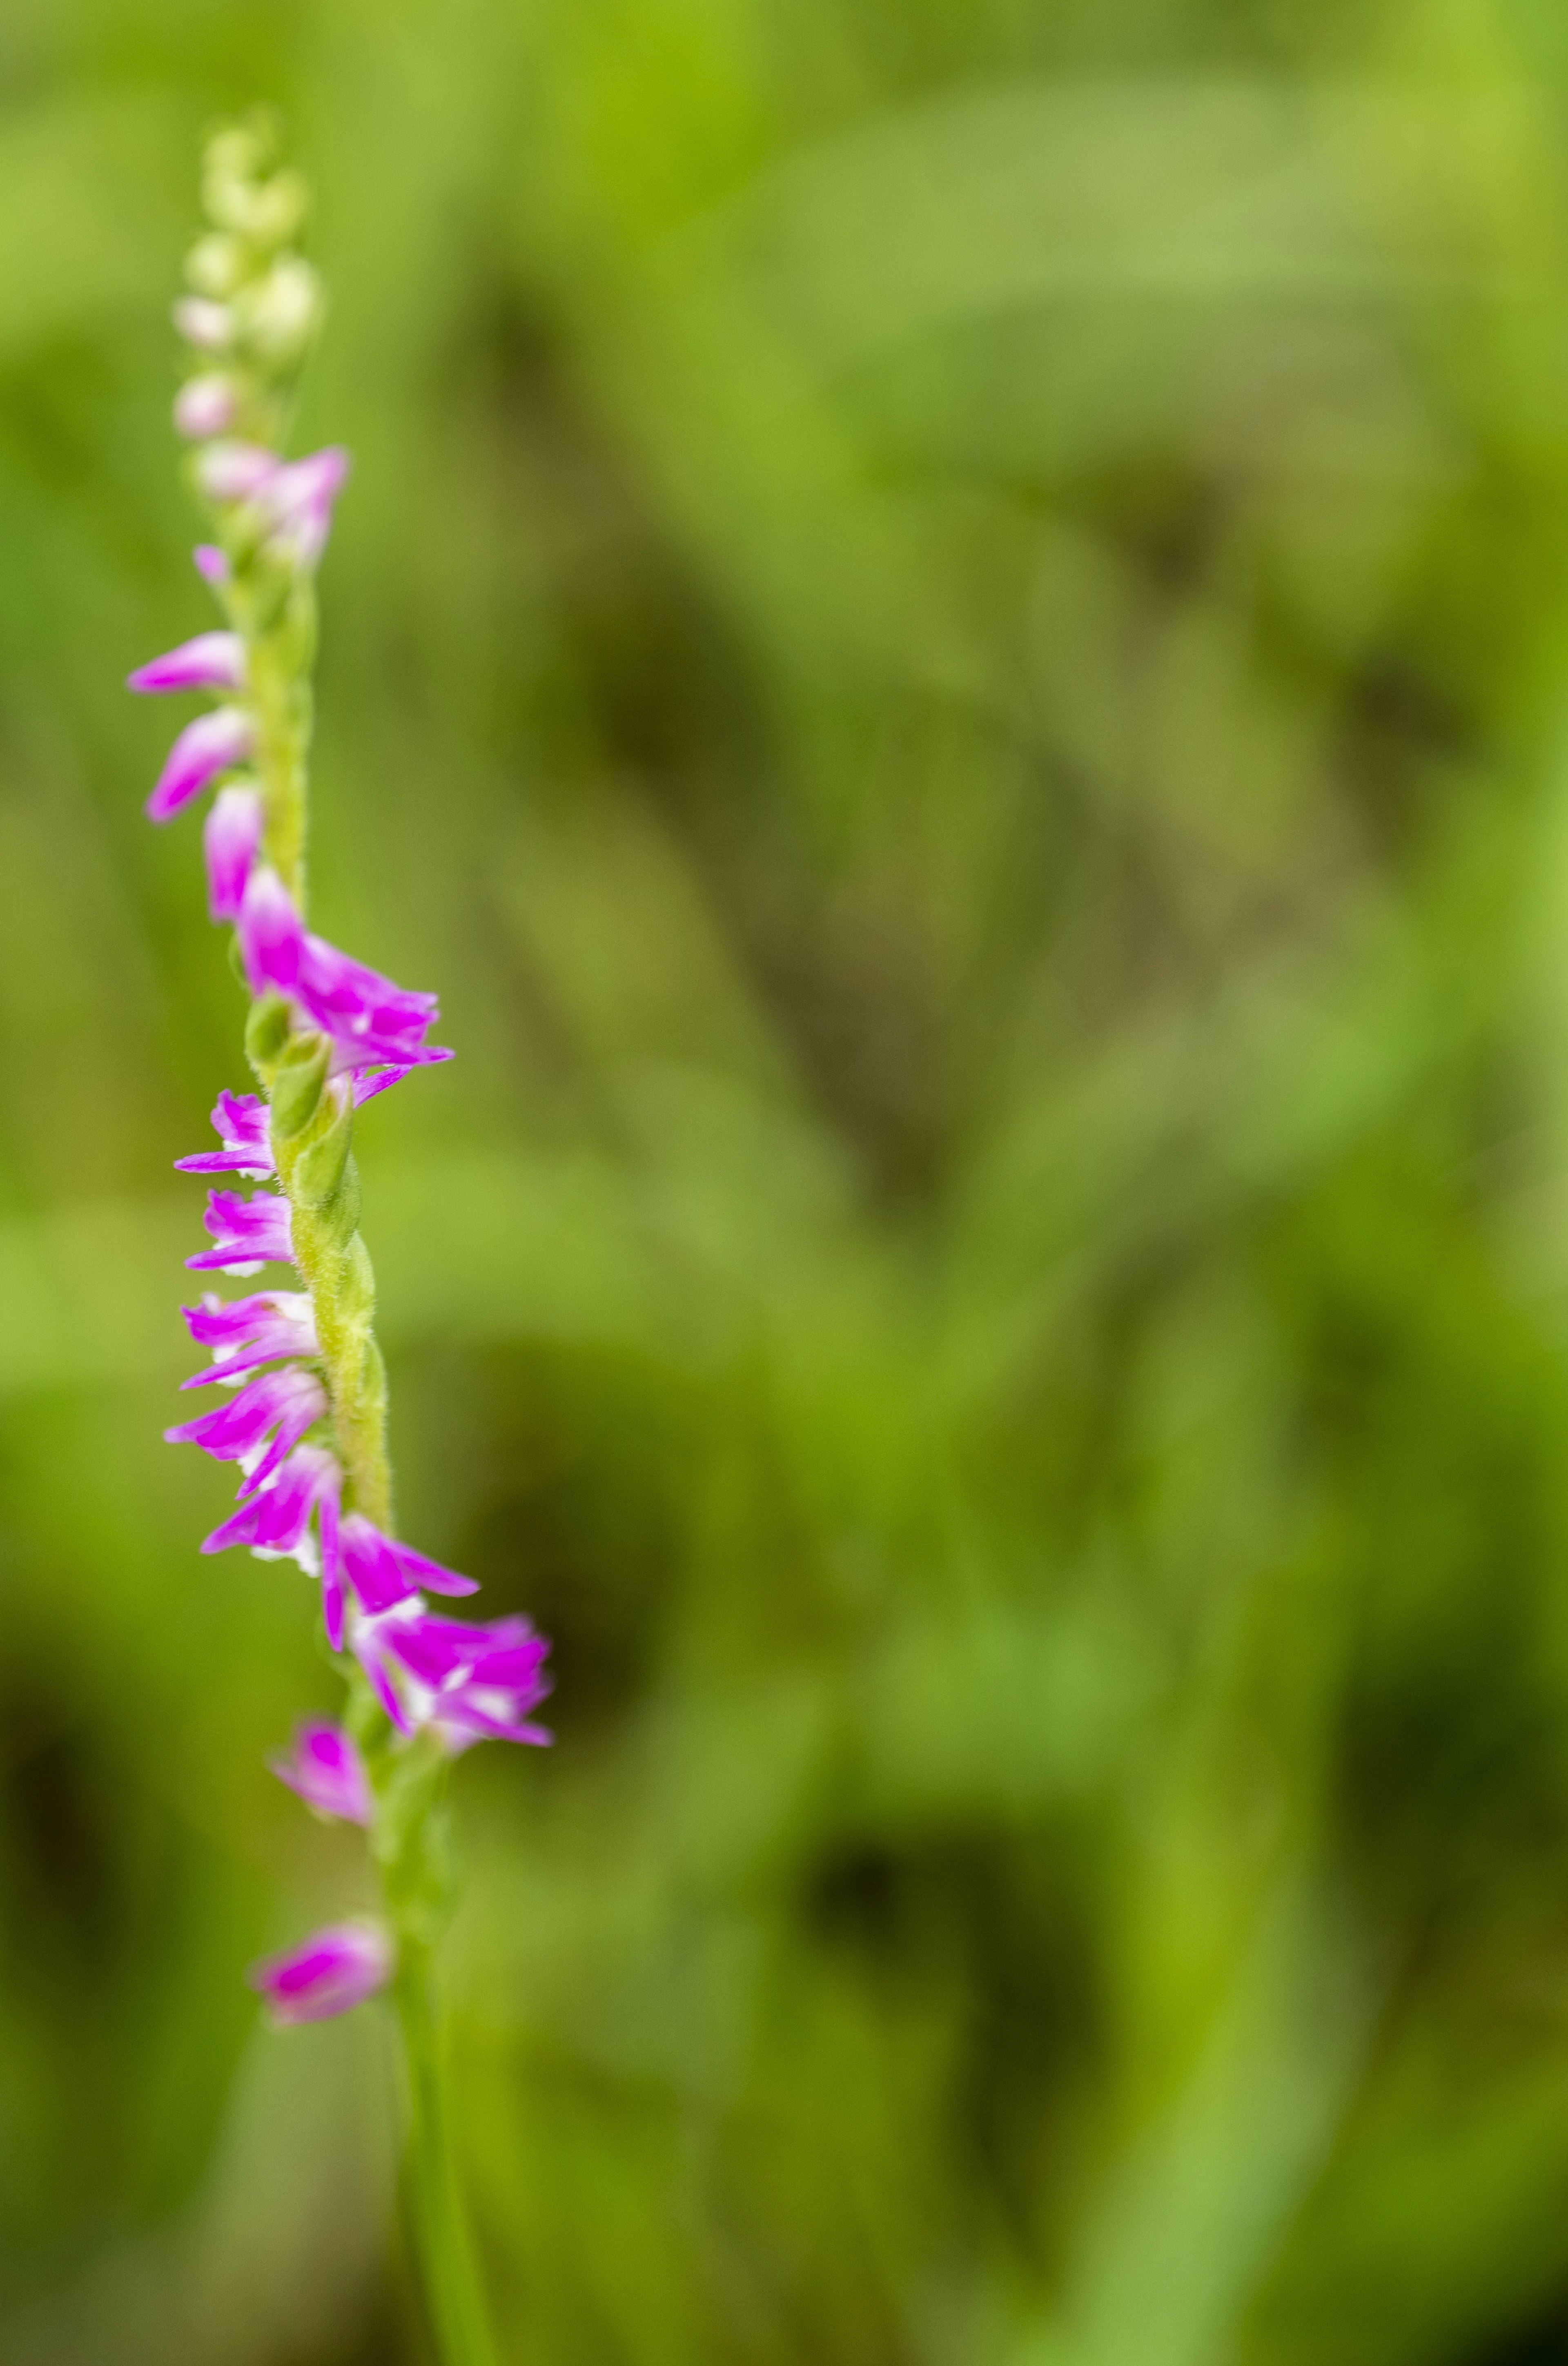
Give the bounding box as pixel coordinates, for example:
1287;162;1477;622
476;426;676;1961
395;1942;501;2366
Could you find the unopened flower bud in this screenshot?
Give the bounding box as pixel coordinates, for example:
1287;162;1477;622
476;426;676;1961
195;438;280;504
185;233;247;299
174;374;238;440
174;296;233;352
238;258;321;365
230;169;309;250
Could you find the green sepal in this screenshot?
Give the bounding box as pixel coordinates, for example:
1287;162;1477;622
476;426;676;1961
245;990;291;1071
270;1034;330;1141
339;1233;378;1329
291;1101;356;1216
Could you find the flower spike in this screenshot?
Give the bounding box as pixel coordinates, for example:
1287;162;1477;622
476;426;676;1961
145;140;553;2329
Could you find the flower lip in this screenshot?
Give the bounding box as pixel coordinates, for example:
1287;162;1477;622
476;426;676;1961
247;1918;393;2025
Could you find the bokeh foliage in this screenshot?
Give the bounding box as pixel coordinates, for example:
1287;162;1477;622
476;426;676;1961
4;0;1568;2359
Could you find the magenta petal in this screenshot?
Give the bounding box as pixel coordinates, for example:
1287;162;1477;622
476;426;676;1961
247;1919;393;2024
127;631;245;694
268;1720;372;1825
337;1513;426;1615
388;1539;479;1598
146;706;253;822
194;544;231;586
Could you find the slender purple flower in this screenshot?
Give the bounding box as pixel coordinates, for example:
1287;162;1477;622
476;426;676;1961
204;783;264;922
268;1720;372;1825
174;374;239;439
147;705;254;822
185;1187;293;1275
247;1918;393;2025
194;543;231;586
181;1288;318;1387
127;632;245;696
353;1602;552;1746
165;1364;327;1490
175;1089;274;1179
202;1442;341;1573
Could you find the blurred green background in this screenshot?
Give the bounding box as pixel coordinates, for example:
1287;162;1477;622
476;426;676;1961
11;0;1568;2359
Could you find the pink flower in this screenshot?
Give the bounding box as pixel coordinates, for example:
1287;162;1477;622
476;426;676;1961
175;1090;274;1179
147;706;254;822
194;543;231;586
195;439;280;503
127;632;245;695
237;866;450;1076
164;1365;326;1492
204;784;264;922
353;1602;552;1748
194;441;349;572
268;1720;372;1825
202;1443;341;1575
319;1512;477;1652
262;447;350;569
180;1288;317;1387
185;1187;293;1275
174;375;238;439
247;1918;393;2025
